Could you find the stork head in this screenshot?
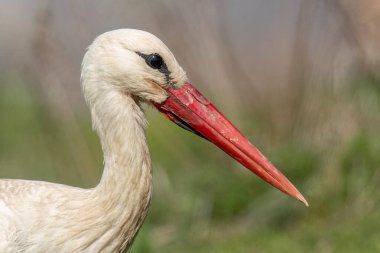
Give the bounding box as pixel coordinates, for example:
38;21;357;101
82;29;187;104
82;29;308;206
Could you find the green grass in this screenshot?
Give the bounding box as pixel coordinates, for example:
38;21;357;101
0;74;379;252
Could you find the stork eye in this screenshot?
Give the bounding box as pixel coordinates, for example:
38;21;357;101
136;52;170;78
146;54;163;69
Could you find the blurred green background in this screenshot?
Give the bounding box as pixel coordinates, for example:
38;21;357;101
1;1;380;252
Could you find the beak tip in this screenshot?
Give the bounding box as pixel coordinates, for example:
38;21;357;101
296;193;309;207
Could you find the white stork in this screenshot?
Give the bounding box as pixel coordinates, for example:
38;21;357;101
0;29;308;252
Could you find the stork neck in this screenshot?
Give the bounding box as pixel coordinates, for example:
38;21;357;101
89;88;150;188
86;83;152;250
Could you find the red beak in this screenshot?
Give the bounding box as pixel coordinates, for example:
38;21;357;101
153;83;308;206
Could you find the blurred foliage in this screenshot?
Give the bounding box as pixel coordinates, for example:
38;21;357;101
0;72;379;253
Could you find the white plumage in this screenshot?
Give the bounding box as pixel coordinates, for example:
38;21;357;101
0;29;187;252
